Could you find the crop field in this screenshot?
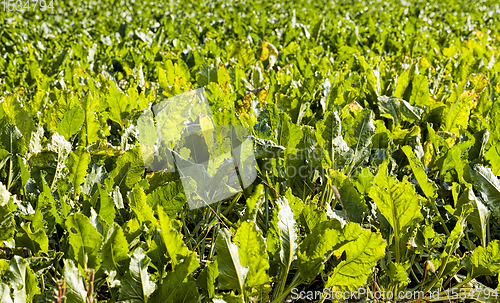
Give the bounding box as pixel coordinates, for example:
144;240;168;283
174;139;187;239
1;0;500;302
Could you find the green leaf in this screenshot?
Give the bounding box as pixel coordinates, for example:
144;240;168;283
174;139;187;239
378;96;423;125
444;87;477;135
63;259;87;303
394;68;411;100
128;185;155;228
101;223;129;276
146;180;186;218
149;253;199;303
402;145;438;200
17;155;30;190
369;162;423;262
278;111;303;154
268;197;298;276
118;247;156;303
354;167;374;195
344;109;376;174
1;96;35;143
157;206;196;269
470;165;500;220
326;223;386;292
234;221;270;289
485;144;500;176
8;256;40;303
243;184;264;222
0;182;15;242
315;111;351;166
108;146;145;196
15;222;49;255
332;171;368;223
469;240;500;278
456;187;490;247
1;124;26;157
196;260;218;299
216;229;248;294
385;262;410;288
1;125;26;190
66;213;103;270
409;74;430;107
57;105;85;140
158;67;170;90
213;293;245;303
80;92;101;145
301;203;329;233
443;204;471;263
98;183;115;226
106;84;133;128
47;133;72;190
67;146;90;196
298;221;344;282
0;283;12;303
32;191;60;232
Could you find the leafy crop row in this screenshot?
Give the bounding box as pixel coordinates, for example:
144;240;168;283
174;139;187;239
1;0;500;302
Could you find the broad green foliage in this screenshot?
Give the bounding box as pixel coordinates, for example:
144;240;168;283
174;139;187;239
118;248;156;303
64;259;88;303
66;213;103;270
0;182;15;242
468;240;500;278
326;224;386;292
1;0;500;302
216;229;249;294
369;162;423;262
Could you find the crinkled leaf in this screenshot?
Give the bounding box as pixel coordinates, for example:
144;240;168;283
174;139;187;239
444;88;477;135
234;221;270;289
243;184;264;222
213;293;245;303
469;240;500;278
97;182;115;226
332;172;368;223
326;224;386;292
106;84;133;128
485;144;500;176
409;74;430;107
315;111;351;165
378;96;423;125
344;109;376;172
298;220;344;282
